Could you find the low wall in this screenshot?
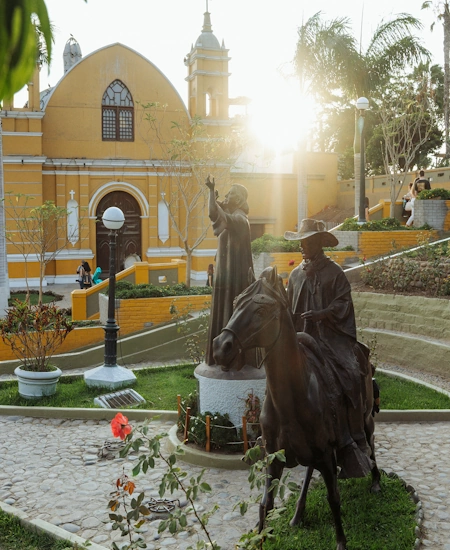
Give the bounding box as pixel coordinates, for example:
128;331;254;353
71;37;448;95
99;293;211;335
71;260;187;321
332;230;437;257
0;326;104;363
414;200;450;230
353;291;450;379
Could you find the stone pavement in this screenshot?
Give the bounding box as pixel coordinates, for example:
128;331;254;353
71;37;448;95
1;416;450;549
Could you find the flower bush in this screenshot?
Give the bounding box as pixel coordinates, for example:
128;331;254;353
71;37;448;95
417;187;450;200
340;217;403;231
108;412;218;550
0;301;73;371
361;239;450;295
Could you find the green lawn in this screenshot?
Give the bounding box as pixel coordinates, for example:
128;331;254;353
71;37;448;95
0;365;449;411
8;291;62;306
0;509;74;550
0;364;197;409
261;472;416;550
375;370;450;409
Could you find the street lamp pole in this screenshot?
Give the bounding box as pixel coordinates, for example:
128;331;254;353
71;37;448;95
356;97;369;224
104;225;120;368
84;206;136;389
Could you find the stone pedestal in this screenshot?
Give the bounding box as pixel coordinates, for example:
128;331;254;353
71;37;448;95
194;362;266;427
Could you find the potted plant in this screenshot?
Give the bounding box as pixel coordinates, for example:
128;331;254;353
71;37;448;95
0;301;73;398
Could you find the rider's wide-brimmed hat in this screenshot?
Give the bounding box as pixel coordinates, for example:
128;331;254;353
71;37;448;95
284;218;339;248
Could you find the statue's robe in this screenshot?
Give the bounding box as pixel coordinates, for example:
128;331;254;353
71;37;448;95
287;255;362;410
205;203;256;369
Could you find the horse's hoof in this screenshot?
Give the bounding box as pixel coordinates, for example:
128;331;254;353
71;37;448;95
370;482;382;494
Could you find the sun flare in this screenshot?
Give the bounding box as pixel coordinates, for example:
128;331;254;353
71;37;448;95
248;78;317;153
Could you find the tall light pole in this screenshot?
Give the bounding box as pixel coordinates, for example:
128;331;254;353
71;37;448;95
356;97;369;224
84;206;136;389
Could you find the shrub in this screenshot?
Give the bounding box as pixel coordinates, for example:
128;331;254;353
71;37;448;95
0;301;73;371
189;411;242;451
341;217;403;231
251;234;301;257
417;187;450;200
112;281;212;299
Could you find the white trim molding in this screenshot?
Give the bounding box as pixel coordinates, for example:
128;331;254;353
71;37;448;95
88;182;150;218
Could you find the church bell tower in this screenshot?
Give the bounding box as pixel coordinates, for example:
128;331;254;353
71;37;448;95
184;7;231;127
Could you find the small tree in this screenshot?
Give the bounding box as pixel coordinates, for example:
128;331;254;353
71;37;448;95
4;194;80;303
375;76;439;217
138;102;243;287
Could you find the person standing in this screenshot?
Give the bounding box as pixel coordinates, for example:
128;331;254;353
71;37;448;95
406;182;418;227
76;261;86;289
415;170;431;191
204;176;256;370
82;261;92;287
206;263;214;287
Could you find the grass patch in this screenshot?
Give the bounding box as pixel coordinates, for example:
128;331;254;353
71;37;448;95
0;508;74;550
8;291;62;306
0;364;197;409
263;472;416;550
0;366;448;411
375;371;450;410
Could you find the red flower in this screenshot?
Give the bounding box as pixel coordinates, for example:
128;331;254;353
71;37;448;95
111;413;132;440
288;259;295;266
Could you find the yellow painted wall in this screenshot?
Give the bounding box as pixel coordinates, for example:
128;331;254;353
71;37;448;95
42;44;188;159
115;294;211;335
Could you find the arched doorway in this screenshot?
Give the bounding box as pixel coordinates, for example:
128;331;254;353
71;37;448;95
96;191;142;277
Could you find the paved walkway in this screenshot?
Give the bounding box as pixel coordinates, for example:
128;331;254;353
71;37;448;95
1;416;450;549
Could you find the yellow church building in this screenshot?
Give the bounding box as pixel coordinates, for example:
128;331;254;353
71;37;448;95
1;9;338;287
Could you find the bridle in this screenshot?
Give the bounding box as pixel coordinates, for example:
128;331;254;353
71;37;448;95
220;298;283;369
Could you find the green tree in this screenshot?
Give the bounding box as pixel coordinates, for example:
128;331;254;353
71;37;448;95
4;195;81;304
294;12;430;211
422;1;450;161
374;75;440;216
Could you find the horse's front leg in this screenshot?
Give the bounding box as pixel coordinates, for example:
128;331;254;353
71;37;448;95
290;465;314;526
319;453;347;550
259;458;284;532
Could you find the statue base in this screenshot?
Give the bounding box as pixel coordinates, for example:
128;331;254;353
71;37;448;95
194;362;266;427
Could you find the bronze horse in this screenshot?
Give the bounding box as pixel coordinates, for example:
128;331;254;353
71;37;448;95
213;266;381;550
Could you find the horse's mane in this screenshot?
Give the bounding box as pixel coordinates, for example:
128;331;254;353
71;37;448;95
234;267;289;311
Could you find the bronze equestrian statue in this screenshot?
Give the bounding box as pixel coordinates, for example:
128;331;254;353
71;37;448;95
213;263;381;550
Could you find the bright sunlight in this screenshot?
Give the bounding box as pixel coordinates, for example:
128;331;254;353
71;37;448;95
248;76;317;154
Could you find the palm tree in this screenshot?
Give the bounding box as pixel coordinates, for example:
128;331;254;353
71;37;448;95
422;1;450;161
294;13;358;223
295;12;430;215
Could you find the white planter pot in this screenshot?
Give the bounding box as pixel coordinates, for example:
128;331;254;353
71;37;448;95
14;366;62;399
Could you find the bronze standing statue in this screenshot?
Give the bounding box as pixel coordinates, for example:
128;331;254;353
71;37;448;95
204;176;257;370
213;220;381;550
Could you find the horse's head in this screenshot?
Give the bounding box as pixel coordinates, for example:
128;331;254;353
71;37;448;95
213;266;288;371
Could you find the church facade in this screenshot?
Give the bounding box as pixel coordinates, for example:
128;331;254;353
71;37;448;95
1;10;338;287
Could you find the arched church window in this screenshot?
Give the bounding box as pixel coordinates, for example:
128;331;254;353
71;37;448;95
102;80;134;141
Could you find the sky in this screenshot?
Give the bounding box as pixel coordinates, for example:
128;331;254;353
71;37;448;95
15;0;447;149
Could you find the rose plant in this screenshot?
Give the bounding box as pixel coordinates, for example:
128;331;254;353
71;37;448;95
0;300;73;371
108;412;219;550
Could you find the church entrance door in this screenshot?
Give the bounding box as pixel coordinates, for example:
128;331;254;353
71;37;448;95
96;191;142;278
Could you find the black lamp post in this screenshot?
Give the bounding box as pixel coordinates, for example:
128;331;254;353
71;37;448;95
102;206;124;368
84;206;136;389
356;97;369;224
